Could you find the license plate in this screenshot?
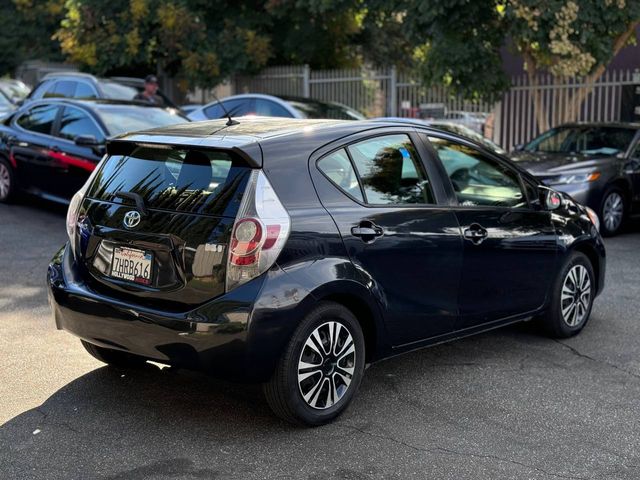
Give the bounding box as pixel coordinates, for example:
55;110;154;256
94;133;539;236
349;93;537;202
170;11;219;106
109;247;153;285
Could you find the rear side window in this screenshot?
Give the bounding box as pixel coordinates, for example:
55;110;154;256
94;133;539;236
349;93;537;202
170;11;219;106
347;134;434;205
317;149;364;202
16;104;59;134
87;147;252;216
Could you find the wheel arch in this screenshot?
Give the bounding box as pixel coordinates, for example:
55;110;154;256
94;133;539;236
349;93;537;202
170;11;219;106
571;241;603;294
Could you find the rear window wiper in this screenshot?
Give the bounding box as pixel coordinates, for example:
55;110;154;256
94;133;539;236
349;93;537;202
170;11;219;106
114;191;149;217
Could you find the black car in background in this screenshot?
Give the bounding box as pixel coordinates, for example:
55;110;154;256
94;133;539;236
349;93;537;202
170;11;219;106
24;72;177;108
512;123;640;236
48;117;605;425
0;99;188;204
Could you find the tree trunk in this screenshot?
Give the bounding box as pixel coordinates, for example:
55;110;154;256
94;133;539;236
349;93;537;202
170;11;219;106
523;51;549;133
562;20;639;123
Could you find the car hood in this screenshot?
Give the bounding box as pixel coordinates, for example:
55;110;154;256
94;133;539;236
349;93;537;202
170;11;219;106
510;151;619;174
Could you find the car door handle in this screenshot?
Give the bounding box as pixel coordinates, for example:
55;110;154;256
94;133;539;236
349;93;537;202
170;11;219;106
351;222;384;242
463;224;488;245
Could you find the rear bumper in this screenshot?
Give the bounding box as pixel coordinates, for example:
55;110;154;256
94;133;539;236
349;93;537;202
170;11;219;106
47;243;283;382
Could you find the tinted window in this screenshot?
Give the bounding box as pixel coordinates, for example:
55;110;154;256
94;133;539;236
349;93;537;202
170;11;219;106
204;99;254;119
58;107;105;141
75;82;98;99
16;104;59;134
525;126;636;155
347;134;434;205
429;136;526;208
255;99;292;117
87;148;251;216
317;149;364;202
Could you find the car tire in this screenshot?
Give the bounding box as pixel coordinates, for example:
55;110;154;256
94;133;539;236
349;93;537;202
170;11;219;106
599;187;626;237
0;156;16;203
81;340;147;368
539;252;595;338
263;301;366;426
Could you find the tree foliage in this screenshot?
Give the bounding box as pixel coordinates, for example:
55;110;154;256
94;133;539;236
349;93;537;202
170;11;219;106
0;0;65;76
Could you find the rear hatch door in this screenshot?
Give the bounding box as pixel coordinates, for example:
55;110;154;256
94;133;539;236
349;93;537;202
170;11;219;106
75;144;253;311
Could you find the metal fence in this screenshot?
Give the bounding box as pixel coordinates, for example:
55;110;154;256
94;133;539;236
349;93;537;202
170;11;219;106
497;69;639;150
232;66;640;150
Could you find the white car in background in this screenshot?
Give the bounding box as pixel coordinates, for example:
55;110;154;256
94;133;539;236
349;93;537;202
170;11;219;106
187;93;366;121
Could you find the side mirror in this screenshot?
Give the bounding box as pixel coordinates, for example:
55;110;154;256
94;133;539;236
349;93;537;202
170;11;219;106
74;134;100;147
513;143;524;152
540;187;562;210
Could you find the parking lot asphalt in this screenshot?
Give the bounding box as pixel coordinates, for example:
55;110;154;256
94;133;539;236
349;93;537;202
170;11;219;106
1;197;639;480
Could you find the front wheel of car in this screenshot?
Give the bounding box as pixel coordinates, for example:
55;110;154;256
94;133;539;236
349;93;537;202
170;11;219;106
540;252;595;338
81;340;147;368
264;301;365;426
599;187;626;236
0;157;16;203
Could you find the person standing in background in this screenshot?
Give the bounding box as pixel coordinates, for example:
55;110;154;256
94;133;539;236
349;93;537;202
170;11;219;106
134;75;163;106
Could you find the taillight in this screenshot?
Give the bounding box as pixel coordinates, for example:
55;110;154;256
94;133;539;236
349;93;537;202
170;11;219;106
66;157;104;255
226;170;290;291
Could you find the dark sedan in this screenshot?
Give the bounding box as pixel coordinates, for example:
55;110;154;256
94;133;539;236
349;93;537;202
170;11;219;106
511;123;640;235
0;99;188;204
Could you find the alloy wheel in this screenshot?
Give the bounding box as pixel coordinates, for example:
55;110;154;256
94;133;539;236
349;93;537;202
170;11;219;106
297;321;356;410
602;192;624;233
0;162;10;201
561;265;591;327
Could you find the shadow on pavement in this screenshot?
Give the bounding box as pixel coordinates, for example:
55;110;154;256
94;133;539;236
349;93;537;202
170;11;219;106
0;364;289;478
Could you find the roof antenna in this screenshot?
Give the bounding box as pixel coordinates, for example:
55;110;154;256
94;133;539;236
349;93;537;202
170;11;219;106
209;91;239;126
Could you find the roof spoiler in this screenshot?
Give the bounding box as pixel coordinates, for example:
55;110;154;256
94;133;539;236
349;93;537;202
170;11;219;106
106;137;263;168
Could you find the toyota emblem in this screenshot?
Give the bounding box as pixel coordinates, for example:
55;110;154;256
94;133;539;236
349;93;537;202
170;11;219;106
123;210;141;229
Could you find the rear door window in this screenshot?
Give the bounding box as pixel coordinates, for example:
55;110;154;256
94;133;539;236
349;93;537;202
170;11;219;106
347;134;434;205
87;147;252;216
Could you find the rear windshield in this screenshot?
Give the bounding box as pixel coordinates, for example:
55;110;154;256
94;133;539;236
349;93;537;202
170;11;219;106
87;147;251;216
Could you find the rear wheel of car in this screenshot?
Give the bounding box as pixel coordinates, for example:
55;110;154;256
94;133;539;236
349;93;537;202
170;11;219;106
0;157;16;203
81;340;147;368
540;252;595;338
599;187;626;236
264;301;365;426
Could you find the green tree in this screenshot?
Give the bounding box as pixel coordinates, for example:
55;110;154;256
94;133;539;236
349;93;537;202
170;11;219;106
0;0;65;76
55;0;272;89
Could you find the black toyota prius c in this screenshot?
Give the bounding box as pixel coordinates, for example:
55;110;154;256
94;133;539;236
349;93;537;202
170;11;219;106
47;117;606;426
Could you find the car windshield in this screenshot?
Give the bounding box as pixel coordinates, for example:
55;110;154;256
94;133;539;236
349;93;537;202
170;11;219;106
525;126;636;155
96;106;188;136
98;80;139;101
282;97;365;120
